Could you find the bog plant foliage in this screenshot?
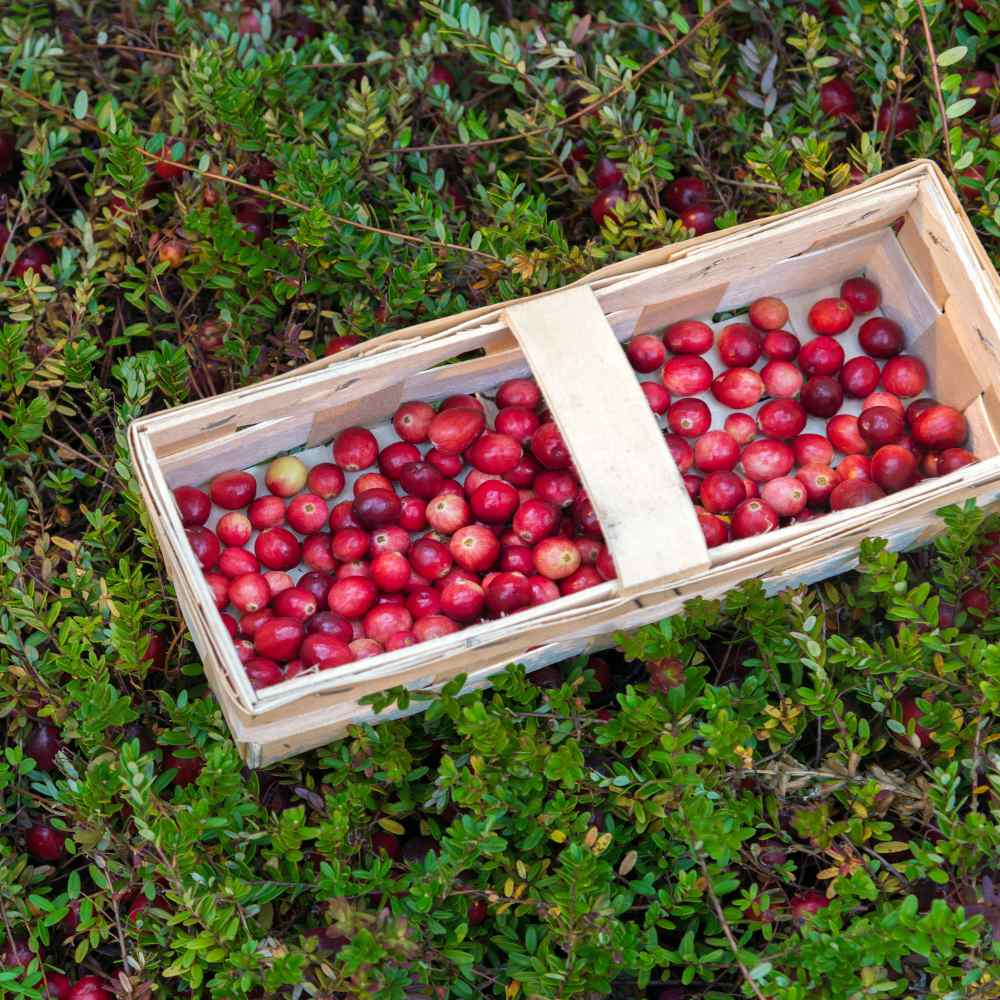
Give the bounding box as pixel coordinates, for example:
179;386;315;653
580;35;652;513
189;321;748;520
1;0;999;998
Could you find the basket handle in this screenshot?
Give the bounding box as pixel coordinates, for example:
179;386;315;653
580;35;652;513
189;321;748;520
502;285;709;595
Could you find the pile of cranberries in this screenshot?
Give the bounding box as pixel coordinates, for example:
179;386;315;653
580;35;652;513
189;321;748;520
175;382;615;689
623;275;975;547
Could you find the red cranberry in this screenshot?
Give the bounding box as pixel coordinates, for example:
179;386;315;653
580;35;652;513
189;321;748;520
867;391;906;416
718;324;762;367
218;546;259;579
591;186;626;225
877;100;917;135
65;976;113;1000
186;525;220;569
762;330;800;360
680;204;715;234
245;657;283;689
841;276;880;313
392;401;436;443
324;335;364;356
439;581;487;622
858;406;904;447
731;499;779;538
700;471;746;514
25;722;63;771
693;430;741;473
531;421;571;469
249;495;286;530
807;297;853;335
501;544;535;574
748;296;789;331
470;480;520;523
663;356;713;395
820;78;856;118
364;605;414;644
801;376;844;417
827;414;869;454
333;427;379;470
173;485;211;526
871;444;917;492
840;356;880;397
426;492;471;534
664;433;694;473
265;456;307;497
352;488;402;528
495;406;541;444
533;471;576;508
255;526;301;570
485;572;533;614
668;398;711;437
711;368;764;409
761;360;803;399
513;499;559;544
496;378;541;409
626;334;666;372
228;572;270;613
799;336;845;376
26;822;67;861
905;397;937;425
377;442;420;481
837;454;872;481
761;476;807;516
273;586;319;622
790;890;830;920
829;478;886;510
741;439;795;482
663;320;714;355
254;617;304;661
639;381;669;415
797;463;841;505
757;399;806;439
450;524;500;572
697;509;730;547
210;469;256;509
468;432;522;475
911;404;967;449
328;576;378;619
441;394;486;414
858;317;904;358
724;412;757;445
664;176;709;214
794;433;834;466
12;244;53;277
559;564;602;595
593;157;624;190
937;448;977;473
881;356;927;397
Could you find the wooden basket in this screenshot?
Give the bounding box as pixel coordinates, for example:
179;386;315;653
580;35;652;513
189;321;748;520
129;160;1000;766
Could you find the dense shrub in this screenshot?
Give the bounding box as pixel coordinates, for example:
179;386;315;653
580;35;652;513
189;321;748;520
1;0;999;997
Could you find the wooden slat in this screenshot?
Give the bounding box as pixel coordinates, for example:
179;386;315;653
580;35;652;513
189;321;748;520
503;286;709;595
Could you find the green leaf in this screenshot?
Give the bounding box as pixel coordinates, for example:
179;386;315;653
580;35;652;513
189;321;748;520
670;11;690;33
946;98;977;119
937;46;967;67
73;91;88;120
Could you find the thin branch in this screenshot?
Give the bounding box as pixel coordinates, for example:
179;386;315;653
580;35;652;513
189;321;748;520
4;84;500;264
695;851;770;1000
385;0;733;156
0;409;110;473
914;0;956;176
79;41;180;59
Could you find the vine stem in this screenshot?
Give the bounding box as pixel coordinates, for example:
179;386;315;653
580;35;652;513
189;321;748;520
914;0;956;177
385;0;734;156
5;84;500;264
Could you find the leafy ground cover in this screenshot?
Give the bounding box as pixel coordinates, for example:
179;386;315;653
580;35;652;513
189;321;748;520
1;0;999;997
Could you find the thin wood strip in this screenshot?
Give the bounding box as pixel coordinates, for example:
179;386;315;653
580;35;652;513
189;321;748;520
503;286;709;594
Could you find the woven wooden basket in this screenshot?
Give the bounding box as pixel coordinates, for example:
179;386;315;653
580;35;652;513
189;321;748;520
130;160;1000;765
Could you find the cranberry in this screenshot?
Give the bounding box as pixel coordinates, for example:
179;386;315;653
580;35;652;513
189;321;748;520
711;367;764;409
724;412;757;445
284;493;326;534
439;581;487;622
513;499;559;544
697;509;730;547
428;62;455;89
731;499;779;538
662;356;713;395
44;972;73;999
26;822;67;861
700;471;746;514
961;588;991;616
591;186;626;225
265;456;307;497
353;488;402;528
485;572;533;614
532;471;576;508
938;448;977;473
324;335;364;356
866;391;906;416
880;356;927;397
905;397;937;425
871;444;917;492
228;572;269;613
245;657;283;690
364;605;414;644
66;976;113;1000
559;564;603;595
718;324;762;367
858;406;904;447
593;157;624;190
497;378;541;409
354;472;393;496
829;478;885;510
840;276;880;314
470;480;520;523
450;524;500;572
837;454;872;481
839;356;880;397
218;546;259;579
173;485;211;526
668;397;711;437
426;492;471;533
911;404;967;449
801;376;844;417
799;336;845;376
827;414;869;454
664;433;694;473
762;330;800;360
664;176;709;214
468;432;522;475
25;722;63;771
12;244;53;277
794;433;834;466
572;494;603;539
797;463;841;505
186;525;220;569
503;453;543;488
877;100;917;135
409;537;452;580
680;204;715;235
333;427;378;470
307;611;353;642
393;401;436;443
254;617;304;661
328;576;378;619
741;439;795;482
748;296;789;331
255;526;301;570
820;78;856;118
272;586;319;622
858;317;904;358
531;421;571;469
790;890;829;920
808;297;853;335
501;544;535;574
210;469;256;509
532;537;582;580
897;692;935;746
249;495;286;530
761;476;808;516
761;360;803;399
407;587;442;619
378;442;421;481
693;430;741;472
495;406;541;444
663;320;714;355
626;334;666;372
757;399;806;439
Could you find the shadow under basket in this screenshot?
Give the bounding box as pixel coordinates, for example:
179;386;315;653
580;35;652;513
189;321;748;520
130;160;1000;766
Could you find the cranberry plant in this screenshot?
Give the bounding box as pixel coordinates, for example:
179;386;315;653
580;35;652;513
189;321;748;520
1;0;999;998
